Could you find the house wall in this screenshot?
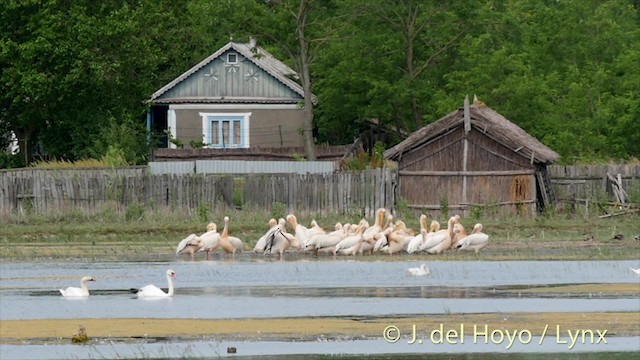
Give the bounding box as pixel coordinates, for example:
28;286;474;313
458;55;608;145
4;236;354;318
172;106;305;148
397;127;537;216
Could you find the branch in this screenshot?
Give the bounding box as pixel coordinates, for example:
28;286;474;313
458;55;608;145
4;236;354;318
413;29;465;79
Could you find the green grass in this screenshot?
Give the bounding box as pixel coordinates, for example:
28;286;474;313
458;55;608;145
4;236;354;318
0;206;638;261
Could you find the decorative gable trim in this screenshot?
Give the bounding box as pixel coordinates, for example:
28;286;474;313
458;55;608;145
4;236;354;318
150;42;309;102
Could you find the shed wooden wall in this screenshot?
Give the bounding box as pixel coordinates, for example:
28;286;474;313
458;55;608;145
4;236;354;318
396;127;537;216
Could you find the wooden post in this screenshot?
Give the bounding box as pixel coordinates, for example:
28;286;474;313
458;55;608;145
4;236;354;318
462;95;470;209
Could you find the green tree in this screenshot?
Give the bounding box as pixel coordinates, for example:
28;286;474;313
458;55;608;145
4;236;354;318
313;0;470;145
439;0;640;162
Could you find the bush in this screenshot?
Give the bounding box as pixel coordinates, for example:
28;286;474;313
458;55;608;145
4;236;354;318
197;203;209;223
271;201;286;220
101;145;128;167
125;203;145;221
0;153;26;169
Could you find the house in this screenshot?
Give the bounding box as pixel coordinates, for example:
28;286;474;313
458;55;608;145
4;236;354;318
147;38;309;152
384;96;560;216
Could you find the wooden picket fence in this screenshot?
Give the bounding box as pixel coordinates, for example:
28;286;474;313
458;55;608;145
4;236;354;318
0;167;396;218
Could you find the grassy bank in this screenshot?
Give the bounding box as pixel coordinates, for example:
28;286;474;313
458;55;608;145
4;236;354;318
1;207;638;260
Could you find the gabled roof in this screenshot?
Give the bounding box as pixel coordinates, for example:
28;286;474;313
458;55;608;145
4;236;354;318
150;41;306;102
384;101;560;164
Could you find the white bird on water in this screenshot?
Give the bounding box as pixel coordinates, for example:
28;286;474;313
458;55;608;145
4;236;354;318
59;276;96;297
133;269;176;298
630;267;640;276
407;264;430;276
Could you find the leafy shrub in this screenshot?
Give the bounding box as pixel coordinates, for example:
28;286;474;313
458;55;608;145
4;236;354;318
271;201;286;220
101;145;128;167
125;203;145;221
197;202;209;223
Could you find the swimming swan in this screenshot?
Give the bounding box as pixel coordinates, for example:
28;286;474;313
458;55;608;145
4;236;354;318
133;269;176;298
59;276;96;297
407;264;430;276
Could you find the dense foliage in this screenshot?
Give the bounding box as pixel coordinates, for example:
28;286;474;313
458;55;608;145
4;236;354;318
1;0;638;166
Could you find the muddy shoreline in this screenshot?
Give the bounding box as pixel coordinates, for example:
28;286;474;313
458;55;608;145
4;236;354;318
2;311;639;345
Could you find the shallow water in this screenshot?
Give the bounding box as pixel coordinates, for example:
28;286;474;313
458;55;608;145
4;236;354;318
1;337;639;359
1;258;639;358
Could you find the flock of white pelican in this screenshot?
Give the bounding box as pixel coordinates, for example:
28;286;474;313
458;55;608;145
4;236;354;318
176;208;491;259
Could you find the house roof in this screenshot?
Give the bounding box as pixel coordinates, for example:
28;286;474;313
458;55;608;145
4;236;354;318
150;41;306;102
383;101;560;164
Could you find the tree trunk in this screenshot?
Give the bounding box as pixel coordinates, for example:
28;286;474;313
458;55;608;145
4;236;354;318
296;0;316;161
13;128;33;165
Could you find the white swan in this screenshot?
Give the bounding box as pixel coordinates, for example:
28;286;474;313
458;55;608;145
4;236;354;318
134;269;176;298
630;267;640;276
59;276;96;297
456;223;490;253
407;264;430;276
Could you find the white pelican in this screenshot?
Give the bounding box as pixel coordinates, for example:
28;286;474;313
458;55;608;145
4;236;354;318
456;223;489;253
393;220;415;237
373;226;393;252
219;216;243;255
133;269;176;298
362;208;386;242
59;276;96;297
419;220;444;252
384;224;407;255
306;223;349;254
407;215;429;254
450;220;468;249
407;264;430;276
287;214;314;250
308;220;326;236
254;219;279;253
176;234;203;260
357;234;378;255
197;228;221;260
264;220;300;257
424;215;458;254
334;221;366;255
630;267;640;276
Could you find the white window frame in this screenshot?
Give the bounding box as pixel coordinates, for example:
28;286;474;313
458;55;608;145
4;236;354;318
168;109;177;149
226;53;238;64
200;112;251;149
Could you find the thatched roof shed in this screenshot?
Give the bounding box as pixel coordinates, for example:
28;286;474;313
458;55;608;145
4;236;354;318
384;96;559;216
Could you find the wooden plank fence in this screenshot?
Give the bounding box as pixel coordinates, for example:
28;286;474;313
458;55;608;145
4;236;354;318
0;168;396;218
2;164;637;218
548;164;640;213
